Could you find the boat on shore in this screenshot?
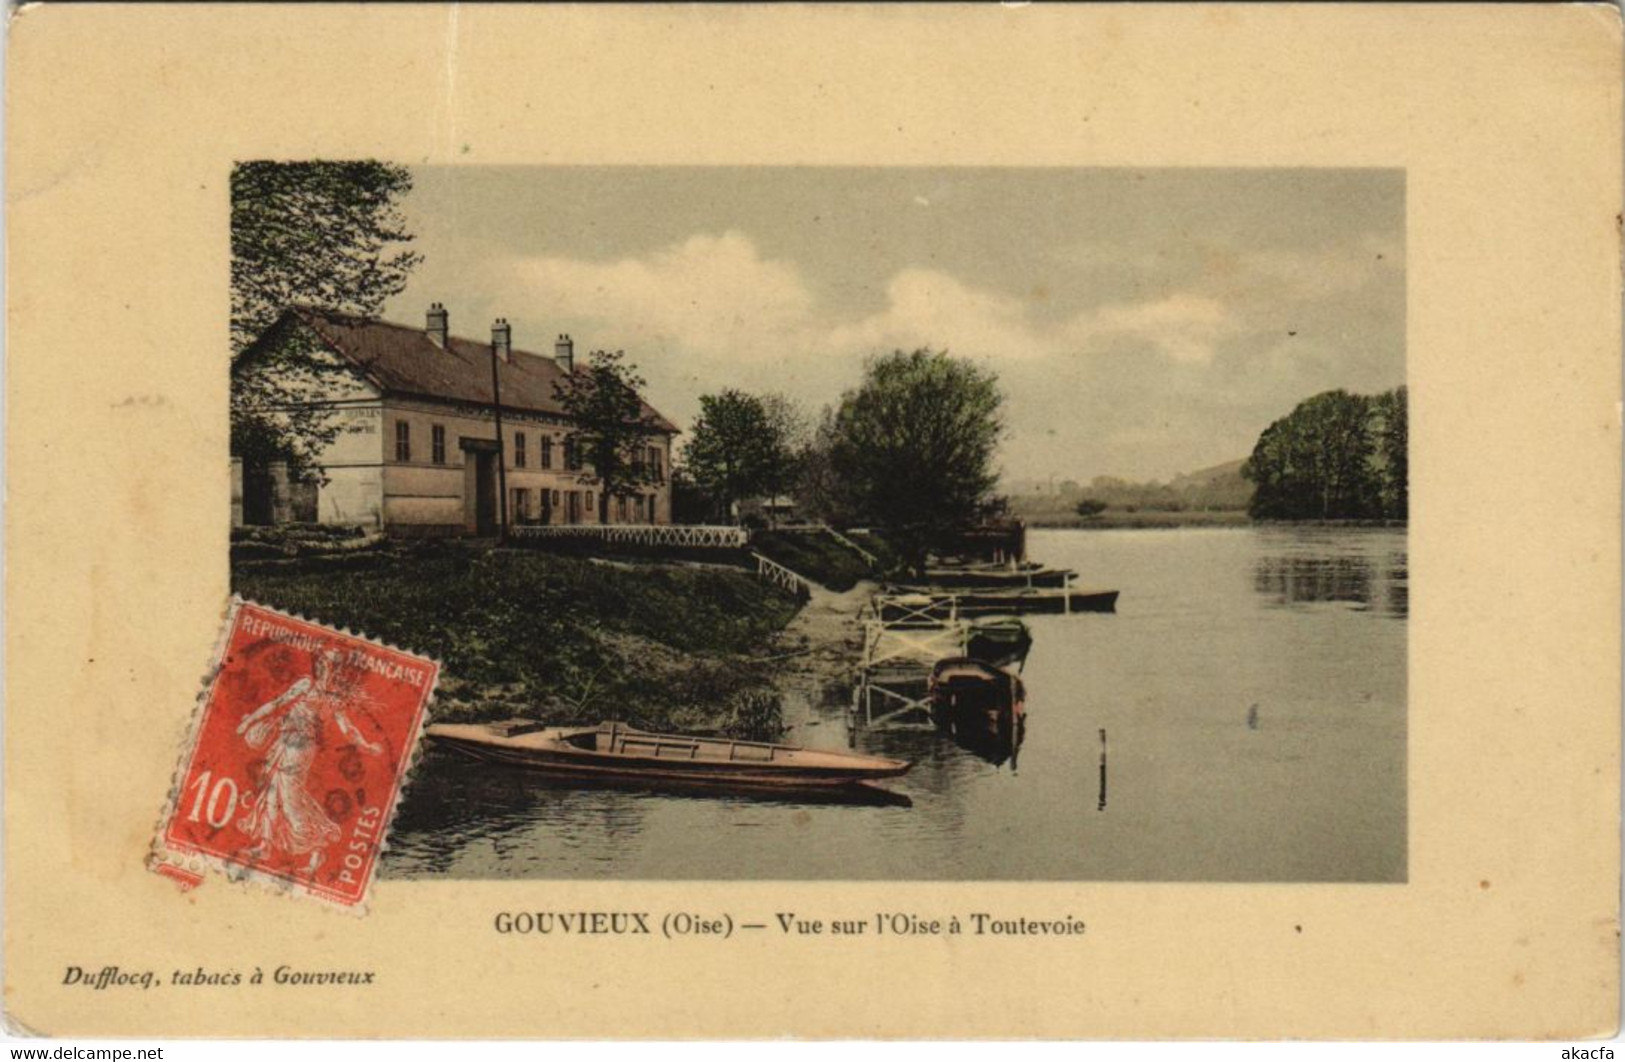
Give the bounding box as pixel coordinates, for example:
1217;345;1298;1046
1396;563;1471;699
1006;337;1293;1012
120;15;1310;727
424;719;912;791
929;657;1027;742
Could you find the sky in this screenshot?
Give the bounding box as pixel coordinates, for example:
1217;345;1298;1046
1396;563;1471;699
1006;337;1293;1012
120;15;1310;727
384;167;1404;485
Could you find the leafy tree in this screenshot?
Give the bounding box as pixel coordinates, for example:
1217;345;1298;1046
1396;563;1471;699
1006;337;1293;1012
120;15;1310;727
794;406;862;527
757;393;811;513
683;390;777;522
1075;498;1108;518
827;349;1004;568
683;390;808;524
230;161;421;477
1371;386;1408;520
553;349;663;523
1243;388;1389;520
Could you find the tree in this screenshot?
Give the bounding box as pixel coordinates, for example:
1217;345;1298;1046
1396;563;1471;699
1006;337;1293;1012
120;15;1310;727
827;349;1004;567
553;349;663;523
757;393;811;516
230;161;421;478
1243;388;1387;520
683;390;807;523
794;406;863;528
1371;386;1408;520
1075;498;1108;519
682;390;777;522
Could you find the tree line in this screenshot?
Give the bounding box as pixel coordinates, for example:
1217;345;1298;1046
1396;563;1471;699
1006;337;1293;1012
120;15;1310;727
677;350;1005;566
1241;387;1407;521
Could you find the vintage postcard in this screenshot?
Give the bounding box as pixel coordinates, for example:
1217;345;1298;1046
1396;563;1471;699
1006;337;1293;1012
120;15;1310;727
5;3;1619;1041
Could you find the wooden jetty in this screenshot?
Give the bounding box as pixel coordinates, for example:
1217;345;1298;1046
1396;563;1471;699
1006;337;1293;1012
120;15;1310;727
849;595;971;732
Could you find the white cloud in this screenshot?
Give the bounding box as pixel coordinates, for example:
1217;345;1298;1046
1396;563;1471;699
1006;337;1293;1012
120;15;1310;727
489;232;1249;369
506;231;814;361
1067;294;1236;365
829;268;1045;359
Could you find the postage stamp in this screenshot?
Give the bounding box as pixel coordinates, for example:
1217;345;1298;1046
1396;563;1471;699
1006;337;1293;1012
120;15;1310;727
151;598;438;909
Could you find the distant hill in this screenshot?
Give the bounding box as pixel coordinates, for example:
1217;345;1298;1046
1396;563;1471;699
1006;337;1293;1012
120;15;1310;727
1006;458;1253;518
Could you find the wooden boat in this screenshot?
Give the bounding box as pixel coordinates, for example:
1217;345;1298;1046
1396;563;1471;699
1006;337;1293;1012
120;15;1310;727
929;657;1026;742
921;566;1076;589
965;614;1033;668
954;587;1118;614
888;586;1120;615
424;720;911;790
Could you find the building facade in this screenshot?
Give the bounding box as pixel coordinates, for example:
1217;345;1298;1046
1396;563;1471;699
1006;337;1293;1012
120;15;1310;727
232;304;677;535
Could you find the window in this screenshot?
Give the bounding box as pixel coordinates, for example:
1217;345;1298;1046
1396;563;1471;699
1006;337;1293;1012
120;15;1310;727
550;489;561;506
541;436;553;470
649;493;659;522
513;432;526;468
431;425;446;465
647;445;664;482
634;495;645;522
510;488;529;523
395;420;411;462
586;491;595;516
617;496;628;522
564;436;582;471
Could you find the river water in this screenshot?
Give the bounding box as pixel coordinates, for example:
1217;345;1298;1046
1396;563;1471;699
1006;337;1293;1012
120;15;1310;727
383;527;1406;882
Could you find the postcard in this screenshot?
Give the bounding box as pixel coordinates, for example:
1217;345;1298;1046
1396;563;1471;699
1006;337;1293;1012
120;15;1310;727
5;3;1619;1040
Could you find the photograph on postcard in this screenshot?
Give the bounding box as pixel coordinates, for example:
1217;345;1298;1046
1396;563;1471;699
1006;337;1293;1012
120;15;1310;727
227;165;1407;882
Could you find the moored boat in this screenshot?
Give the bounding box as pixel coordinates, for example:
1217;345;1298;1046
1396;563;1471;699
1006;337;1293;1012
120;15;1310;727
424;719;912;790
965;614;1033;668
888;586;1119;615
921;566;1076;589
929;657;1027;742
955;587;1118;614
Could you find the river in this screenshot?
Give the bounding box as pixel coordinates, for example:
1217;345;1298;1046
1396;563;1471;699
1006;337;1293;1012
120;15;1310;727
383;526;1407;882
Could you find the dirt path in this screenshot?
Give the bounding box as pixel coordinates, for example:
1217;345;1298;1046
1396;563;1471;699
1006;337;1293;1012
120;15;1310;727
768;580;875;726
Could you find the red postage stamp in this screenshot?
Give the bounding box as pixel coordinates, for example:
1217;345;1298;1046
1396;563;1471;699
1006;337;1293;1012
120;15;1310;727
151;598;438;909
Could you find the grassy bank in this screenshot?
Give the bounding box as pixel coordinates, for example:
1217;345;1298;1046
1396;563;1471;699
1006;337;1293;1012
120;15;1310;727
232;543;802;736
750;528;883;591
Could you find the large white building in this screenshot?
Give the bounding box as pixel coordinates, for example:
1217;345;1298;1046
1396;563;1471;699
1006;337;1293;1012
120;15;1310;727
231;304;678;535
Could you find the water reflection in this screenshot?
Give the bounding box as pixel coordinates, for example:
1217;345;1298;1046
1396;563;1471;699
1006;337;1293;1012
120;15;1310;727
1253;535;1407;617
945;717;1024;769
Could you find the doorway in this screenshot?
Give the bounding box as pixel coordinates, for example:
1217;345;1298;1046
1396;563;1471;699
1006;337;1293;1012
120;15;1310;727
460;437;502;536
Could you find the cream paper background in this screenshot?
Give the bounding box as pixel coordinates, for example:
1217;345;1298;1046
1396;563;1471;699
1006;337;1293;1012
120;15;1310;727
5;3;1619;1039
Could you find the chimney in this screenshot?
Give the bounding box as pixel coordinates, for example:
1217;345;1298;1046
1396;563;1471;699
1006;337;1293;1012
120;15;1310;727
426;302;448;348
491;318;511;362
555;334;574;374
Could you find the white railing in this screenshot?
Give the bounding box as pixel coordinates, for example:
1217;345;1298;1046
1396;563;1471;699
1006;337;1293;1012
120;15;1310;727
869;592;960;626
753;552;812;598
860;618;968;671
816;524;880;567
511;524;749;549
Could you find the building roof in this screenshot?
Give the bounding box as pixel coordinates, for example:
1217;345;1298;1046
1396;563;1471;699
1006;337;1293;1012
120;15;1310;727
260;306;678;433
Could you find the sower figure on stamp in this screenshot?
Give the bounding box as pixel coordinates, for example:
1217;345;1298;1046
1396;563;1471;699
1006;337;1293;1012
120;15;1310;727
235;650;383;874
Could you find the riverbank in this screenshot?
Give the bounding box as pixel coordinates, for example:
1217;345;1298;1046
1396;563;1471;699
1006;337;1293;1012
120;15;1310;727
1021;511;1408;530
232;543;804;736
1023;510;1251;530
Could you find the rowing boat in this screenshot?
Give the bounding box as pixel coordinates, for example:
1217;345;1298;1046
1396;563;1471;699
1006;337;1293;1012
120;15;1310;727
920;566;1076;589
965;614;1033;668
886;586;1120;615
929;657;1027;742
424;720;912;789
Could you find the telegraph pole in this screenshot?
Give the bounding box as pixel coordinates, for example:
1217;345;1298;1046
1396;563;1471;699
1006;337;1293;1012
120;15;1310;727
490;335;509;543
